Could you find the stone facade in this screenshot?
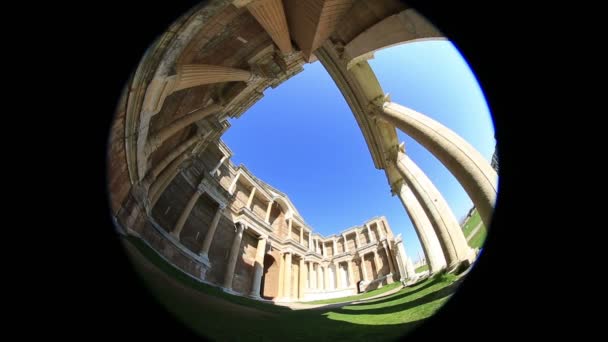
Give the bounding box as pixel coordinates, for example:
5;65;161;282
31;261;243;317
109;0;497;304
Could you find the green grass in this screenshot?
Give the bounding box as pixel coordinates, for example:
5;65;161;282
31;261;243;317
124;236;464;341
461;208;487;249
415;264;429;273
302;281;401;305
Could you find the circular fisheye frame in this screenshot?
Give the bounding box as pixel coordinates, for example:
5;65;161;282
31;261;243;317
107;1;498;341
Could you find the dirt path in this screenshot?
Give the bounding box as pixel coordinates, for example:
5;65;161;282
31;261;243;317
276;284;405;311
466;222;483;242
122;239;276;318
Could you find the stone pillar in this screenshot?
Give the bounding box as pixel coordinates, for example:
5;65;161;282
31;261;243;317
299;258;305;300
397;181;446;273
145;134;199;184
308;261;313;289
322;241;327;257
355;229;361;248
360;256;369;281
316;263;323;290
277;252;285;299
146;104;223;155
342;234;348;253
333;238;337;256
243;0;293;54
300;227;304;245
223;223;245;290
228;172;241;194
382;241;396;275
308;232;313;251
265;200;273;223
210;155;228;176
396;150;473;269
347;260;355;287
324;265;330;290
173;64;254;92
335;263;342;289
374;101;498;229
287;218;292;239
199;203;227;262
249;235;268;298
398;241;416;279
373;250;381;278
171;187;204;239
366;224;374;243
283;252;292;299
246;187;257;209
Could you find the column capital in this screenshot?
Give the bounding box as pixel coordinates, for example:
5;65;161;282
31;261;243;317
247;72;266;84
368;93;391;115
258;233;268;240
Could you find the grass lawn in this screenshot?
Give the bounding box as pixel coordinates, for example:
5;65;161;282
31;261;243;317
415;264;429;273
301;281;402;305
123;236;464;341
462;208;487;249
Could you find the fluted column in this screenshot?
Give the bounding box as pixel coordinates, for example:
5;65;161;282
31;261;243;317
277;252;285;299
173;64;254;92
283;252;292;299
249;235;268;298
244;0;293;54
146;104;223;155
396;150;473;268
246;187;257;209
171;186;205;239
298;258;305;299
145;134;199;184
373;100;498;228
199;203;227;262
265;200;273;223
308;261;313;289
347;260;355;286
223;223;245;290
397;181;446;273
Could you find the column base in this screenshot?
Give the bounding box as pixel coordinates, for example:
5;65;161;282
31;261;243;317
198;252;211;267
221;287;240;296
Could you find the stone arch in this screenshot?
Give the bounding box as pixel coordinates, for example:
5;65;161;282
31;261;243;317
261;253;279;299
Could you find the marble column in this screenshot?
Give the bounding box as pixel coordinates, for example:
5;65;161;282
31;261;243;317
265;200;273;223
347;260;355;287
373;250;382;278
173;64;253;92
317;263;323;290
382;241;396;275
299;258;305;300
342;234;348;253
366;224;374;243
324;265;330;290
360;256;369;281
171;186;204;239
283;252;292;299
249;235;268;298
223;223;245;290
146;104;223;155
228;172;241;194
246;187;257;209
243;0;293;54
397;181;446;273
210;155;228;176
398;241;416;279
396;150;473;268
355;229;361;248
300;227;304;245
277;252;285;299
333;238;338;256
287;218;292;239
335;263;342;289
322;241;327;257
199;203;227;262
373;100;498;229
308;261;313;289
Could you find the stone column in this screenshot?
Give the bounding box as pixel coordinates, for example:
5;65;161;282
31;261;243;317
355;229;361;248
398;241;416;279
228;172;241;194
396;150;473;269
265;200;273;223
333;238;337;256
241;0;293;54
397;181;446;273
316;263;323;290
199;203;227;262
324;265;330;290
335;263;342;289
373;250;381;278
373;101;498;229
173;64;254;93
287;218;292;239
277;252;285;299
382;241;396;275
146;104;223;155
223;223;245;291
366;224;374;243
171;186;204;239
342;234;348;253
246;187;257;209
249;235;268;298
283;252;292;299
210;155;228;176
300;227;304;245
308;261;313;289
347;260;355;287
308;232;313;251
299;258;305;300
360;256;369;281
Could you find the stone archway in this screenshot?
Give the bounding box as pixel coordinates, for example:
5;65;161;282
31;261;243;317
261;253;278;299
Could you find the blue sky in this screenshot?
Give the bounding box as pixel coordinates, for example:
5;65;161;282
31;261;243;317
223;41;495;263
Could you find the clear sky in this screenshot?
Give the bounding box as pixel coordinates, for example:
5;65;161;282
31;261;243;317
223;40;495;263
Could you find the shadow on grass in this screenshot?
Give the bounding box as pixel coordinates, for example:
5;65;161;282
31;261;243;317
123;235;461;342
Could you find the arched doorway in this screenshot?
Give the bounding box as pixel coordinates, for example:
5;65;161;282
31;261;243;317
261;253;278;299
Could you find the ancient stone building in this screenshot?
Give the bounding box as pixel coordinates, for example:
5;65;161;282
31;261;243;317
108;0;498;302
